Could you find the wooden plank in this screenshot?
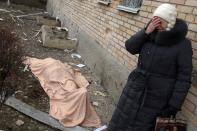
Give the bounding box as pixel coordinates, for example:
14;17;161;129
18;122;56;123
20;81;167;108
4;96;88;131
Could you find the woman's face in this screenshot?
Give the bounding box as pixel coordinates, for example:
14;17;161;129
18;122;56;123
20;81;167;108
156;17;168;32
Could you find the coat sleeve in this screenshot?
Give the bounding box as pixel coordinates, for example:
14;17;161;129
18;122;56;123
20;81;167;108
168;39;193;110
125;29;149;55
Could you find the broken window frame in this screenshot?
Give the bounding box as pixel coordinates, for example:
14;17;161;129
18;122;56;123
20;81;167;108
98;0;112;5
117;0;143;13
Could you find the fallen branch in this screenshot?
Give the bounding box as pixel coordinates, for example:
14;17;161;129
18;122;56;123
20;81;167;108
10;9;24;14
0;9;10;13
9;14;16;22
30;29;41;39
23;32;27;37
21;37;28;41
16;17;24;24
16;12;48;18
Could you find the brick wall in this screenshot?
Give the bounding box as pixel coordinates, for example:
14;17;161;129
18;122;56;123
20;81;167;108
47;0;197;126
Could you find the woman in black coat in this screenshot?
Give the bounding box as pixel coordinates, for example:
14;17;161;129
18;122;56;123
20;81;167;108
107;3;193;131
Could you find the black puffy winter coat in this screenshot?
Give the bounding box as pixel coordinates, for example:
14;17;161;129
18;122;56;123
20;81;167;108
107;19;193;131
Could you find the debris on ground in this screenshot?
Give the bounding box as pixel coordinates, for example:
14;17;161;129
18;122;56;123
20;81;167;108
9;14;16;22
31;29;41;39
16;120;24;126
0;8;10;13
68;62;76;66
76;64;86;68
16;12;48;18
94;91;107;97
21;37;28;41
56;27;68;32
71;53;82;59
94;125;107;131
23;64;29;72
23;32;27;37
67;37;78;41
14;90;23;95
38;39;42;43
64;49;74;53
93;101;99;107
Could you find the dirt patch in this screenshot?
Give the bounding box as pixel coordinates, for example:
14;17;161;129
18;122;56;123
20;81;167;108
0;2;115;131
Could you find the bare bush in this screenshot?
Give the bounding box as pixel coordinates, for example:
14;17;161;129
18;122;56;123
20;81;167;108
0;29;23;104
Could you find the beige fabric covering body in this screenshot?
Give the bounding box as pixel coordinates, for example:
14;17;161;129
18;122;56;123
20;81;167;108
25;57;101;127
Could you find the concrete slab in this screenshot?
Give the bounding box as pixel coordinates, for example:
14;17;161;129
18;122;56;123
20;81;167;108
5;96;88;131
36;16;60;26
41;25;77;50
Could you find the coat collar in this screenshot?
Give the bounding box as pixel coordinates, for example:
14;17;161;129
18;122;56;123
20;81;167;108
149;19;188;46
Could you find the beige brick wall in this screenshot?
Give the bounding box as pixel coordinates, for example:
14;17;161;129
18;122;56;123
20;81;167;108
48;0;197;126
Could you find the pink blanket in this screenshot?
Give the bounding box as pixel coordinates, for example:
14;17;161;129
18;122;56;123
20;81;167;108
25;57;101;127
